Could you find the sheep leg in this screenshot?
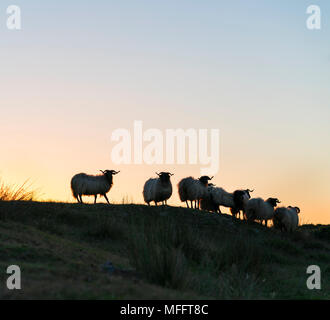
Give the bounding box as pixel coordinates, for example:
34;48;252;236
103;194;110;204
94;195;97;204
79;194;83;204
154;201;158;206
186;201;189;208
190;200;193;208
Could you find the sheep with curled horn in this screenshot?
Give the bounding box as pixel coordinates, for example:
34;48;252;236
143;172;174;206
230;189;254;220
178;175;213;209
273;206;300;232
245;197;281;227
71;169;120;204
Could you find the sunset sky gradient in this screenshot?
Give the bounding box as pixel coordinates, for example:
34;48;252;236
1;1;330;223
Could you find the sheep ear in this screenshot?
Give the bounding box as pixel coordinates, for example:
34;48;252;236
295;207;300;214
209;176;214;180
100;170;105;174
155;172;160;176
169;173;174;176
113;170;120;175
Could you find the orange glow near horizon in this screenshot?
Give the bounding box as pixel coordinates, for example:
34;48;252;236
1;157;329;225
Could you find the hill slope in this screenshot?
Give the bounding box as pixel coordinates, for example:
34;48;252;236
0;201;329;299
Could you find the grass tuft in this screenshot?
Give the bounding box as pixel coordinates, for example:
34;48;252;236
0;179;38;201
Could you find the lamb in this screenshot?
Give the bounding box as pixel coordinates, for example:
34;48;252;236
143;172;174;206
71;169;120;204
178;175;213;209
230;189;254;219
245;197;281;227
273;206;300;232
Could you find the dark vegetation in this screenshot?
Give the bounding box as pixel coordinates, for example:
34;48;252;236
0;200;329;299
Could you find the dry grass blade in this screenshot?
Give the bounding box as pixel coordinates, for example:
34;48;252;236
0;179;38;201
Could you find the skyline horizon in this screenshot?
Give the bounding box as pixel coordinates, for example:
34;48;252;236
1;0;330;225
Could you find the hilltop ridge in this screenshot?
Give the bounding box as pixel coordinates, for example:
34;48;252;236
0;201;329;299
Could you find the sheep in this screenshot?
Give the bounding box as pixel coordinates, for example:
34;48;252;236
178;175;213;209
143;172;174;206
230;189;254;219
200;187;254;215
206;186;235;213
273;206;300;232
71;169;120;204
200;184;221;213
245;197;281;227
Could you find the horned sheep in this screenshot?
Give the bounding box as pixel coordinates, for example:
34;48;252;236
230;189;254;219
273;206;300;232
71;169;120;204
245;197;281;226
178;176;213;209
143;172;174;206
201;186;253;217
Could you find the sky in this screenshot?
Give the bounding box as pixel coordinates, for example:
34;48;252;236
1;0;330;224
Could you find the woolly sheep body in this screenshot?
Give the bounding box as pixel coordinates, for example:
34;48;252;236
178;176;212;208
245;197;280;226
71;170;119;204
143;173;173;205
200;185;220;213
209;187;235;209
273;206;300;232
230;189;253;219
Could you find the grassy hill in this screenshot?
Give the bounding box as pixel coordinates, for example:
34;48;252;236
0;200;329;299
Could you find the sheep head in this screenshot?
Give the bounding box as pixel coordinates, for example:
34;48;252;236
244;189;254;199
100;170;120;185
156;172;174;183
198;176;213;186
266;198;281;208
100;170;120;175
